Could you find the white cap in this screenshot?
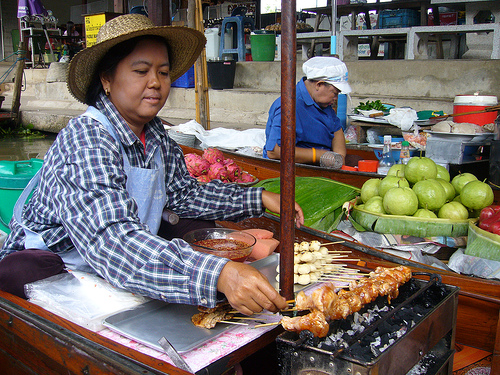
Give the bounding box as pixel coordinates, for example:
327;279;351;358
302;56;352;94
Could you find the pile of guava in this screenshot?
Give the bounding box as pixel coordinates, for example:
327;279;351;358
357;156;494;220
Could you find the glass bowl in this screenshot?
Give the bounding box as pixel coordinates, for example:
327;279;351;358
183;228;256;262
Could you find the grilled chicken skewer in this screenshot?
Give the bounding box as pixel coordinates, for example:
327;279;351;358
281;266;412;337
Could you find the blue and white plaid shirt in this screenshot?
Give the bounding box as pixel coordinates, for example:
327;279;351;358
1;94;265;307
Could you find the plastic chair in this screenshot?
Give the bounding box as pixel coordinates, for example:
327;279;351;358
219;15;254;61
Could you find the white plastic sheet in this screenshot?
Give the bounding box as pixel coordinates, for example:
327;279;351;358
166;120;266;150
25;271;149;331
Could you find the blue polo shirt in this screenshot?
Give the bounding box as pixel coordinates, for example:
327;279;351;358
263;77;341;158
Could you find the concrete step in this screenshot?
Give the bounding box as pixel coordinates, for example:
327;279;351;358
2;59;500;134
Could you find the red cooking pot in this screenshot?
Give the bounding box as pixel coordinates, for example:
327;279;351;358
453;95;498;126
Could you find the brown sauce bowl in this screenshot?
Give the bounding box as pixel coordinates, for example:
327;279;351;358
183;228;256;262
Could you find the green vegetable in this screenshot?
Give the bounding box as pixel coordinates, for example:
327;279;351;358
254;177;360;232
354;100;387;113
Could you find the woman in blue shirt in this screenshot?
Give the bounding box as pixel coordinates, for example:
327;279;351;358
264;56;351;169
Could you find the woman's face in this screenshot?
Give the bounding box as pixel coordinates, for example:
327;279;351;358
313;81;340;108
101;38;171;129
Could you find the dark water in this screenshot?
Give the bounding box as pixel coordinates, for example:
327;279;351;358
0;133;57;161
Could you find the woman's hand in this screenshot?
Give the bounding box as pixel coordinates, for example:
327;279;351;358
217;261;287;315
262;190;304;228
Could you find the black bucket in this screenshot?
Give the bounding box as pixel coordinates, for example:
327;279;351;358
207;60;236;90
490;140;500;188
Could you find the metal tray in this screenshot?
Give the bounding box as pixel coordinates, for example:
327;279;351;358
103;300;235;353
103;254;285;353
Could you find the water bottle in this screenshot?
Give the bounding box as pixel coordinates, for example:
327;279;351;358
377;135;395;175
399;140;411;165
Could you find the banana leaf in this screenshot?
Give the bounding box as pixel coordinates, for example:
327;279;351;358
350;205;470;237
254;176;360;232
465;219;500;262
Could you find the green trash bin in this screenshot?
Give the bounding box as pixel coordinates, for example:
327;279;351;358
250;32;276;61
0;159;43;234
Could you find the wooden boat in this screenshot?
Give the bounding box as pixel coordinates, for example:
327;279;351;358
1;213;497;374
182;145;500;368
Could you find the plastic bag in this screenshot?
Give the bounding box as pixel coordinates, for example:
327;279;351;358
385;108;418;131
344;125;358;144
448;249;500;280
25;271;149;331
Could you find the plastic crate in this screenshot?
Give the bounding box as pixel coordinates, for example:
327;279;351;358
379;9;420;29
171;65;195;88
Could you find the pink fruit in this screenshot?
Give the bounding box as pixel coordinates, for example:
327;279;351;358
240;172;255;183
224;160;242;182
203;148;224;164
184;153;210;177
208;162;229;181
197;175;211;183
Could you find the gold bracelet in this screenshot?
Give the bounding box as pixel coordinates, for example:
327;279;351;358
312;148;317;163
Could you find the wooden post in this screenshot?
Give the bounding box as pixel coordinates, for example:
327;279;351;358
12;41;26;125
189;0;210;129
279;0;297;301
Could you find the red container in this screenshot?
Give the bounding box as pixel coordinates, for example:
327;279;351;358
357;160;379;173
453;95;498;126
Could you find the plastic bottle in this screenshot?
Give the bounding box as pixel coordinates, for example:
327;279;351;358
377;135;395;175
399;140;411;164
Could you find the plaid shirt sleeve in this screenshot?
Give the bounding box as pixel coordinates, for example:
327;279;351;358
1;105;265;307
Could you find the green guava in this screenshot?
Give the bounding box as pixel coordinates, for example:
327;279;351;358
451;173;478;195
438;201;469;220
383;187;419;216
413;208;438;218
460;180;494;210
435;164;450;182
404;157;438;185
360;178;381;203
412;179;446;211
363;196;386;214
387;164;405;178
378;176;410;198
435;178;456;202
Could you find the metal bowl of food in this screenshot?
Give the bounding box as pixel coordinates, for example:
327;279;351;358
183;228;256;262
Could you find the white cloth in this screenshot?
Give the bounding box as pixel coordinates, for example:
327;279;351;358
166;120;266;150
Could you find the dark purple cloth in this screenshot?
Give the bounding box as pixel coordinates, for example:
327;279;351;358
0;249;67;299
157;218;216;241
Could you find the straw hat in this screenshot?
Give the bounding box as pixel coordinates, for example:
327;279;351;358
67;14;206;103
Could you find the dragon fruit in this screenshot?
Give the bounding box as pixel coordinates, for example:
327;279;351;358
184;153;210;177
224;159;242;182
208;162;229;181
197;175;211;183
203;147;224;165
239;171;255;183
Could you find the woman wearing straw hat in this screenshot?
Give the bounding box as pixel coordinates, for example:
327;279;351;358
0;14;303;316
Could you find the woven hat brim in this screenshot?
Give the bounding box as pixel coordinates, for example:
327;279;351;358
67;26;206;103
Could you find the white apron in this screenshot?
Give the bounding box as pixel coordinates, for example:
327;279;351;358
13;106;167;272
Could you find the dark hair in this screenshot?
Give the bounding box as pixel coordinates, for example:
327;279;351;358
85;35;170;106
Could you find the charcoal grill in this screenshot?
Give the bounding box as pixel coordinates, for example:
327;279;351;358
276;273;459;375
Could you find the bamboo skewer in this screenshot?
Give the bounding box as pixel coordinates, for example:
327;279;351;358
320;241;345;246
253;321;281;328
220;320;249;326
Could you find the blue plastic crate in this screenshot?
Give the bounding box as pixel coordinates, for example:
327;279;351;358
171;65;195;88
379;9;420;29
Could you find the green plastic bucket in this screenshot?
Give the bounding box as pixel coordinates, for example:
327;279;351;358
250;33;276;61
0;159;43;234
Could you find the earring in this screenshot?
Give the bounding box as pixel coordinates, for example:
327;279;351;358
105;88;110;96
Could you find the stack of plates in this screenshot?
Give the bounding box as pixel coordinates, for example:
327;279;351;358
168;130;196;147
